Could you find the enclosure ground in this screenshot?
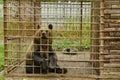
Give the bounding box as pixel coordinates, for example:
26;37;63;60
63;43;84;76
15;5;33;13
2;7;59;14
5;50;120;80
6;51;97;80
5;78;97;80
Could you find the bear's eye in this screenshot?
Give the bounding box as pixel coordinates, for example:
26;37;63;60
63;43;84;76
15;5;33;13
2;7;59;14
46;30;48;33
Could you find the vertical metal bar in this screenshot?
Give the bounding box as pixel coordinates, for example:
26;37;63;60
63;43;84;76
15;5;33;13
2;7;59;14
90;1;94;75
33;0;42;67
33;0;37;73
34;0;41;27
34;0;36;29
18;0;21;67
90;1;92;56
4;0;8;75
80;2;82;45
39;0;41;26
70;0;72;29
100;0;105;76
90;1;100;76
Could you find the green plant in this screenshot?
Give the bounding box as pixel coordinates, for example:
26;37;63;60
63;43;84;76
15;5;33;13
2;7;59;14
0;73;4;80
52;17;90;51
0;18;3;40
0;0;3;4
53;39;90;51
0;44;4;71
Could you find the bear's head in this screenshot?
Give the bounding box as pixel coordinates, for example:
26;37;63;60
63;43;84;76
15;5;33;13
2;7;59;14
37;24;53;39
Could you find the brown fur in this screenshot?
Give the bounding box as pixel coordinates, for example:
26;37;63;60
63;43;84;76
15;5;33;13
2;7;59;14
26;24;67;74
34;25;53;58
26;24;53;65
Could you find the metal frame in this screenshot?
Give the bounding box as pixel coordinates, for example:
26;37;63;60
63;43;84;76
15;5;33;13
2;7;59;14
4;0;120;79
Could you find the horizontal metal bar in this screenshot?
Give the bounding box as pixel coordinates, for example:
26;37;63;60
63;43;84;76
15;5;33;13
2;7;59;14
5;73;120;79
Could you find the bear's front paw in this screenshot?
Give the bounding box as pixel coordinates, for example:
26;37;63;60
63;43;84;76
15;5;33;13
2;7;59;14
49;68;67;74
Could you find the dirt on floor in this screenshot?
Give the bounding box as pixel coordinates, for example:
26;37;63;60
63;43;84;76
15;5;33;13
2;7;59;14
6;51;99;80
4;50;120;80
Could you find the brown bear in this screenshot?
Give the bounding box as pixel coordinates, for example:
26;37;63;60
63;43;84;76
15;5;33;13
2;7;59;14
26;24;67;74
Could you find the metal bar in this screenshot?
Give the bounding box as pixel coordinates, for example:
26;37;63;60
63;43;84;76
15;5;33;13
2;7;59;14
100;0;105;76
5;73;120;79
17;0;21;68
34;0;36;29
4;0;8;75
80;2;83;44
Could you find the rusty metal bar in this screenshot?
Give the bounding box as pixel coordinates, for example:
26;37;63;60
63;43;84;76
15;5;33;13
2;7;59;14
4;0;8;75
100;0;105;76
80;2;83;45
34;0;37;29
5;73;120;79
17;0;21;68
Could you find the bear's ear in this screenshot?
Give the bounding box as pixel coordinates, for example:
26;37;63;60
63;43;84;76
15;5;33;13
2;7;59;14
48;24;53;30
37;24;41;29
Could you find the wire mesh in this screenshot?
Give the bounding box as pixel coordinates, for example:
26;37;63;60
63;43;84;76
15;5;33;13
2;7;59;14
3;0;120;79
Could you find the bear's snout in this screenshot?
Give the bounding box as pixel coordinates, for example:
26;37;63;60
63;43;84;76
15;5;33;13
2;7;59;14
41;31;47;39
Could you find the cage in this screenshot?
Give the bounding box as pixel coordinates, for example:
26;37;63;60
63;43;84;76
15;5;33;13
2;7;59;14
4;0;120;80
